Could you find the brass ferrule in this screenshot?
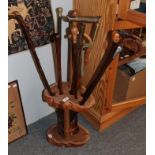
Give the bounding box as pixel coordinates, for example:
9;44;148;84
56;7;63;17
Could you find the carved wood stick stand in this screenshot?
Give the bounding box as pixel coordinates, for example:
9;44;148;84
43;82;95;147
9;10;97;148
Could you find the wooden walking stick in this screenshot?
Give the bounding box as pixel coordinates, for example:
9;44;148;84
69;21;79;97
55;7;63;94
67;25;73;83
65;10;101;133
66;10;78;83
65;10;79;134
54;7;65;136
9;12;55;96
65;13;101;78
56;7;63;37
54;33;63;94
69;23;86;134
70;23;86;99
80;31;125;105
67;10;79;85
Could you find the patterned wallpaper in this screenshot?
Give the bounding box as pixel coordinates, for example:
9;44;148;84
8;0;54;55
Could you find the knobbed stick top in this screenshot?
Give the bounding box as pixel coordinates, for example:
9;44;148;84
56;7;63;17
69;10;79;44
113;30;143;53
71;23;79;44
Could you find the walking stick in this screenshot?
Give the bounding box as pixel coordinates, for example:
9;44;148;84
70;23;86;99
80;31;138;105
9;12;55;96
55;7;63;94
54;7;65;136
65;10;101;134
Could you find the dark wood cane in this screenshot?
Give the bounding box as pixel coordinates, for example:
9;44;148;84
81;31;123;105
9;12;55;96
67;23;72;83
55;7;63;94
70;23;86;99
66;10;102;135
81;30;143;105
54;33;63;94
55;7;64;136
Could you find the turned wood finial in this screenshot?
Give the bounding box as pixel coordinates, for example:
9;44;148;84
68;10;79;44
71;23;79;44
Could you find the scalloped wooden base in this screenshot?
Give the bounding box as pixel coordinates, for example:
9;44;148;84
46;124;90;147
42;82;95;147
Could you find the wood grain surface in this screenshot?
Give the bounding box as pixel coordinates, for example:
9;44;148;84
74;0;146;131
74;0;118;117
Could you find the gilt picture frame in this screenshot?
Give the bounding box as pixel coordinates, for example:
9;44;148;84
8;80;27;143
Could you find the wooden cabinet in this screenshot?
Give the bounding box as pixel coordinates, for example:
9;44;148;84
74;0;146;131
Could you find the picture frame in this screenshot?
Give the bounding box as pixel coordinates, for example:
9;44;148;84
8;80;27;143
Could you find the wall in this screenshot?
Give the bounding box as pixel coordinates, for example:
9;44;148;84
8;0;73;125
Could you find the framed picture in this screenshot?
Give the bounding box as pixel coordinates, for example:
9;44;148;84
8;80;27;143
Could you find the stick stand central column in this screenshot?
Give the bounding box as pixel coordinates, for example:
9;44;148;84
43;82;95;147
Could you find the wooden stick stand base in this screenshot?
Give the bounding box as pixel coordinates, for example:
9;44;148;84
46;124;90;147
43;82;95;147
